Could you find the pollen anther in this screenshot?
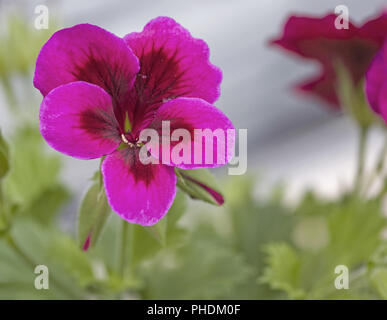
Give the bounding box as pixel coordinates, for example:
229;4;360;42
121;134;134;147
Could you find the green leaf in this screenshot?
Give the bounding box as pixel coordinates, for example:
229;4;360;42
368;243;387;299
141;225;252;299
0;220;88;299
78;182;111;250
3;127;62;207
369;267;387;299
176;168;224;205
0;130;9;180
142;191;188;246
143;217;168;245
131;191;188;267
18;184;70;225
226;176;294;270
260;243;305;299
260;194;386;299
48;235;96;288
325;198;385;267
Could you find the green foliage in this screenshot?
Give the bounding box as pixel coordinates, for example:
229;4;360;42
260;194;386;299
368;244;387;299
261;243;305;299
224;176;294;299
93;191;188;273
78;180;111;250
141;225;253;299
3;127;62;208
0;220;88;299
1;129;387;300
0;130;9;180
0;14;55;77
0;14;57;111
0;123;386;300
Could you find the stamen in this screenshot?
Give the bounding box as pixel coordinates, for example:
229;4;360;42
121;133;129;144
121;134;134;147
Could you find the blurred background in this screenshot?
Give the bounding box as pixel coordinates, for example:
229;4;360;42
1;0;387;300
1;0;386;200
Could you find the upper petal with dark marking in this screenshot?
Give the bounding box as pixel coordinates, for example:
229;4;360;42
33;23;139;130
124;17;222;132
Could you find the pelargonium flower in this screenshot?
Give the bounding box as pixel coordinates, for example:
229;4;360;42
272;11;387;108
366;40;387;115
33;17;234;226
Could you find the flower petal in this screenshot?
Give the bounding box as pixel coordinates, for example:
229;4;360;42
272;13;382;108
296;73;339;107
272;14;356;57
102;148;177;226
33;23;139;127
40;81;121;159
378;82;387;121
366;49;387;113
147;97;235;169
359;11;387;46
124;17;222;131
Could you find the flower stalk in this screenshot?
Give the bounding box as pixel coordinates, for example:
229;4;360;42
354;126;368;194
118;220;131;278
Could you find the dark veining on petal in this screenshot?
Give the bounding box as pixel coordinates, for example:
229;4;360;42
131;44;192;133
120;147;155;186
70;47;133;131
77;107;120;141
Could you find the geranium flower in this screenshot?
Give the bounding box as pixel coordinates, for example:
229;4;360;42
366;40;387;115
33;17;234;226
271;11;387;108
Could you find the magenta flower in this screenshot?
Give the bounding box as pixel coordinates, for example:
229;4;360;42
34;17;234;226
272;11;387;108
366;40;387;115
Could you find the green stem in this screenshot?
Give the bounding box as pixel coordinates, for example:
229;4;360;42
363;134;387;195
118;220;130;278
353;126;368;194
6;233;35;266
0;184;10;233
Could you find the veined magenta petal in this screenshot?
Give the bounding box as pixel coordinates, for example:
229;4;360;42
366;50;387;113
102;149;177;226
124;17;222;130
40;81;121;159
147;97;235;169
33;23;139;98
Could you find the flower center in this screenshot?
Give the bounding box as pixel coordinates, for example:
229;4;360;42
120;133;144;148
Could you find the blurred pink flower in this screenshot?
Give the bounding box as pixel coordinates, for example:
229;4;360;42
366;40;387;116
272;11;387;108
